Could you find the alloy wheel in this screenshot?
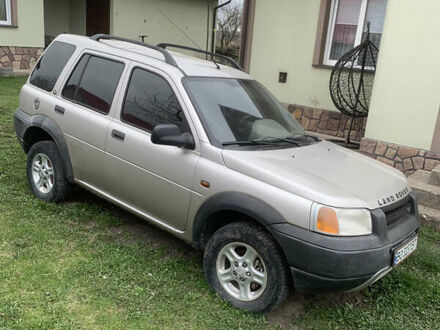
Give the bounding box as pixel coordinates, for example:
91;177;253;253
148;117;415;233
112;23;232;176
216;242;267;302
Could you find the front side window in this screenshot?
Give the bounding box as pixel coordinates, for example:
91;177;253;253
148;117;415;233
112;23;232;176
324;0;387;65
0;0;11;25
121;68;188;132
62;55;124;114
184;78;306;148
30;41;76;92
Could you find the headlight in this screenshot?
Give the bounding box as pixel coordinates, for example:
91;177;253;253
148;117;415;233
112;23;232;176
311;203;372;236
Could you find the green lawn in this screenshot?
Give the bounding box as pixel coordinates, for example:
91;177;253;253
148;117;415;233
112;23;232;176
0;76;439;329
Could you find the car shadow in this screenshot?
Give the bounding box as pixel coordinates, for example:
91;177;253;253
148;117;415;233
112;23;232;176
65;186;199;258
65;186;367;327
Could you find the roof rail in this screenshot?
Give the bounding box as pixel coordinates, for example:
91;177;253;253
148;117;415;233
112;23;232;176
157;43;243;71
90;34;179;69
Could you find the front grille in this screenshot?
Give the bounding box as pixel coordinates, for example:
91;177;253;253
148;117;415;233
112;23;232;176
384;199;412;227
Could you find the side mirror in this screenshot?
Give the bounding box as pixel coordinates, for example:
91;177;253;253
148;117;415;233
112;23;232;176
151;124;195;149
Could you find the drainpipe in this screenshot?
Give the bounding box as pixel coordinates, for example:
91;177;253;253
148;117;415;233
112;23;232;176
211;0;232;53
206;0;210;52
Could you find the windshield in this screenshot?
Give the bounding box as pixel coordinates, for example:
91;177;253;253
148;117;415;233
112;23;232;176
184;78;307;148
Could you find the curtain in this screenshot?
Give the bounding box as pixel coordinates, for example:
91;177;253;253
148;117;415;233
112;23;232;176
330;0;363;61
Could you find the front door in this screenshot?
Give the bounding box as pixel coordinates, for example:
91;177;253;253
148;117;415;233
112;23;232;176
86;0;110;36
103;64;199;231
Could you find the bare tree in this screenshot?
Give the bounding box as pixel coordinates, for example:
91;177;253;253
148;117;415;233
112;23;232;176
216;2;243;55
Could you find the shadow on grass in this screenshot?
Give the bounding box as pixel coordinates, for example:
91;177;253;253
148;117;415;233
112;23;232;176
64;186;198;258
64;185;368;327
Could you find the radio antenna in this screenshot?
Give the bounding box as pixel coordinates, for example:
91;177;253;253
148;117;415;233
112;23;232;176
156;8;202;50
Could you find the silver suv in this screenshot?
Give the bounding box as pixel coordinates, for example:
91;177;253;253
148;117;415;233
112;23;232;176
14;34;419;313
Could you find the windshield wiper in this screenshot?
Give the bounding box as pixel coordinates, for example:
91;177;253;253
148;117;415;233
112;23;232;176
259;137;301;146
222;138;301;147
289;134;320;142
222;140;277;146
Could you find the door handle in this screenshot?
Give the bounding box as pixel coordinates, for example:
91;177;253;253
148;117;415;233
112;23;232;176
111;129;125;141
54;105;65;115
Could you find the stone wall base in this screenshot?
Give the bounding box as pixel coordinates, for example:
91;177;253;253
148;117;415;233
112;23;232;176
0;46;44;76
286;104;367;142
360;138;440;176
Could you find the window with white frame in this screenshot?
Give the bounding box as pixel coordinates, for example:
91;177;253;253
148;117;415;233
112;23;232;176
323;0;387;66
0;0;12;25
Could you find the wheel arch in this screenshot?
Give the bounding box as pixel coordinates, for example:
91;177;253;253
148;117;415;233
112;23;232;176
18;111;74;183
23;126;53;152
192;192;287;250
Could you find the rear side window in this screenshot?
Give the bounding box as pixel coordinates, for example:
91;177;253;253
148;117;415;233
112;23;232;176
121;68;188;132
62;55;124;114
30;41;76;92
62;55;89;100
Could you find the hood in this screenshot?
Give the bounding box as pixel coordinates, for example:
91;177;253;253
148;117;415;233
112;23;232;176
222;140;409;209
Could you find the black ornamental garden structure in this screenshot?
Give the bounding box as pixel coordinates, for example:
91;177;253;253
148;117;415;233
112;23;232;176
329;22;379;148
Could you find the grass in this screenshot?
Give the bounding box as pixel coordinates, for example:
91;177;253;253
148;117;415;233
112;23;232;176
0;76;439;329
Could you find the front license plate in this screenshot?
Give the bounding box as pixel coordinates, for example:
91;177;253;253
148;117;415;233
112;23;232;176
393;235;418;267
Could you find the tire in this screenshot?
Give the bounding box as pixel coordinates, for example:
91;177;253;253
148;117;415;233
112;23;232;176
26;141;71;203
203;221;290;313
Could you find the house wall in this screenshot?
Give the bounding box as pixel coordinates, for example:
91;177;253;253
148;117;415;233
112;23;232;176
111;0;215;49
249;0;367;141
365;0;440;151
43;0;86;40
1;0;213;75
0;0;44;75
68;0;86;36
44;0;212;47
0;0;44;47
249;0;336;112
44;0;70;39
249;0;440;172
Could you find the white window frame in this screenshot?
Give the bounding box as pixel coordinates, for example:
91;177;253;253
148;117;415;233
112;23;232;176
323;0;369;66
0;0;12;26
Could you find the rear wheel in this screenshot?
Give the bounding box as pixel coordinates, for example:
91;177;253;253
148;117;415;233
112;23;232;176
26;141;71;203
203;222;290;313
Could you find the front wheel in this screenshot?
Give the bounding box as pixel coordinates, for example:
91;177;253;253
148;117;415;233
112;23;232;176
203;222;290;313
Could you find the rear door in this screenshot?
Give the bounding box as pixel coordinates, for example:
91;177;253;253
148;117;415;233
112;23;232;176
55;52;126;189
103;63;200;231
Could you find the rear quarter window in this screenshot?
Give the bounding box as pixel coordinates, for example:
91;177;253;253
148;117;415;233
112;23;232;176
29;41;76;92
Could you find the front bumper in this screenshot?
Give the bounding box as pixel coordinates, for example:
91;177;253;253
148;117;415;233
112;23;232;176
271;193;419;293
